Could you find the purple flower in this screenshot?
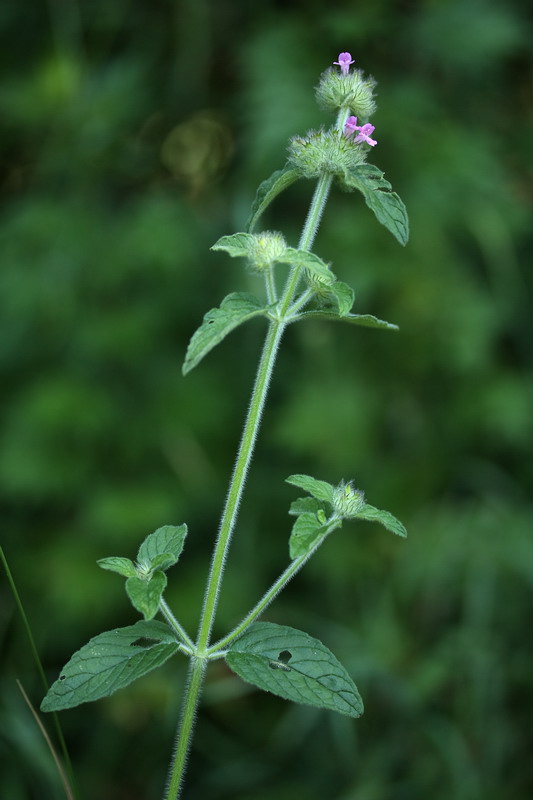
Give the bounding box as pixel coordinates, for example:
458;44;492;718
354;123;377;147
333;52;355;75
344;115;360;136
344;116;378;147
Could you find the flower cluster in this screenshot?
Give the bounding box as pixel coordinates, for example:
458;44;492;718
344;115;377;147
315;51;376;119
288;128;367;179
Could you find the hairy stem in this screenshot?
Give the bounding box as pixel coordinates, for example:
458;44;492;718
164;124;344;797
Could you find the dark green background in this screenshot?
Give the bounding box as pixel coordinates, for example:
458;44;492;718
1;1;532;798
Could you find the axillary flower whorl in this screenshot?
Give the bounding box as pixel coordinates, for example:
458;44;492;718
288;128;368;179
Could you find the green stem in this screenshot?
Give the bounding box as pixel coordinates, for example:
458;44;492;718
207;525;337;655
164;658;206;800
159;599;195;653
164;142;340;799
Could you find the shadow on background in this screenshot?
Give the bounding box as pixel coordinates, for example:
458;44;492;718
1;0;532;798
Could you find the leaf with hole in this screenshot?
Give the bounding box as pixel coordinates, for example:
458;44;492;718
41;621;180;712
226;622;363;718
183;293;269;375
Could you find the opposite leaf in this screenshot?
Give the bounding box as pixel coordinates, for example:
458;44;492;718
277;248;336;285
344;164;409;246
295;311;398;331
289;511;328;559
289;496;325;516
126;571;167;620
137;524;187;570
97;557;137;578
246;167;301;232
355;504;407;538
41;620;179;712
286;474;335;505
183;293;268;375
211;232;255;259
226;622;363;719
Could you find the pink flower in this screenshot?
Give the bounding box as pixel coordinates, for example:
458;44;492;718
354;123;377;147
344;115;359;136
344;116;378;147
333;52;355;75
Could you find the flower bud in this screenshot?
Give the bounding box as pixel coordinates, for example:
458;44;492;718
332;481;366;518
315;67;377;121
247;231;287;273
288;128;367;180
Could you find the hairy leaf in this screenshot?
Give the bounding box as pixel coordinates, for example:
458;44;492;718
246;167;300;232
226;622;363;718
355;504;407;538
137;524;187;570
41;621;179;712
211;232;255;259
183;293;268;375
289;496;325;516
295;311;398;330
277;248;335;285
344;164;409;246
286;474;335;504
126;571;167;620
289;512;327;559
96;557;136;578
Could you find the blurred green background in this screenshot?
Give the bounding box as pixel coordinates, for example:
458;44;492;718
1;0;532;798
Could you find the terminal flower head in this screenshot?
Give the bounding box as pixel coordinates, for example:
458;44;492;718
344;116;377;147
333;52;355;75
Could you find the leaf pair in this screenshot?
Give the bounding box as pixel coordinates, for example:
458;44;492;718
286;473;407;558
247;163;409;246
42;619;363;722
98;524;187;620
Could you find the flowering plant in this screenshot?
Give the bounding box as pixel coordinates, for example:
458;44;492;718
41;52;409;799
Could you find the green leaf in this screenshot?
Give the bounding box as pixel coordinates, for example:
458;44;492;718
41;620;179;712
276;248;335;286
286;474;335;504
315;280;355;316
355;504;407;538
289;496;325;516
246;167;301;232
211;232;255;259
289;512;328;559
137;524;187;570
183;293;268;375
344;164;409;246
295;311;398;331
226;622;363;719
97;557;137;578
126;571;167;620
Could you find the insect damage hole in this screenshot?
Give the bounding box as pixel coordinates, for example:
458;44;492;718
130;637;161;648
268;650;292;672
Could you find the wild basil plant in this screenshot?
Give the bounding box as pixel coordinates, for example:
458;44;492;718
41;52;409;798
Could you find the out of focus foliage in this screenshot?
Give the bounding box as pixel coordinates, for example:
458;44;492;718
1;1;532;799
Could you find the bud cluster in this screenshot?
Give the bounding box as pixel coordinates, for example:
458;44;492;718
247;231;287;273
332;481;366;519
